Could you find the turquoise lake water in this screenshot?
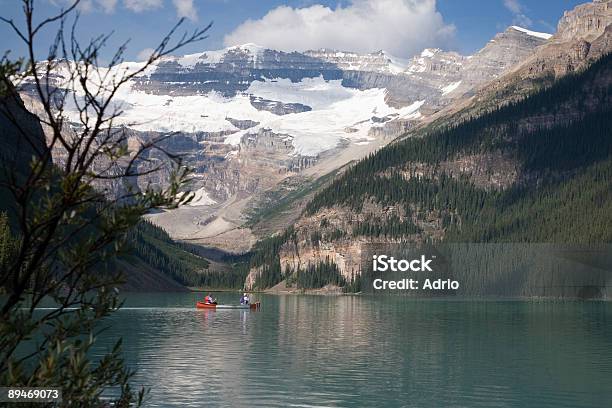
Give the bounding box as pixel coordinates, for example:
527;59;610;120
91;293;612;407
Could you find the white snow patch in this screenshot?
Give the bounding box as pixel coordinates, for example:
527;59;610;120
94;89;249;134
177;52;206;67
225;78;425;156
421;48;437;58
304;49;410;75
441;80;462;95
510;26;552;40
228;43;266;55
186;187;216;207
247;76;353;110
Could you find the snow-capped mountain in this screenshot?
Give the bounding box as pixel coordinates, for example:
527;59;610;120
25;25;550;159
19;25;551;249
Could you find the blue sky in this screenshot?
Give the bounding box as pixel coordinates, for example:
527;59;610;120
0;0;585;61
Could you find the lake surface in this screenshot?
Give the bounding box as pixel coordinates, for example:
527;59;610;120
92;293;612;407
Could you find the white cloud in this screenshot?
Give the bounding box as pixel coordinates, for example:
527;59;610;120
123;0;163;13
98;0;118;13
51;0;117;13
223;0;455;58
503;0;521;14
51;0;199;20
123;0;197;19
50;0;94;12
504;0;533;28
172;0;198;21
76;0;95;13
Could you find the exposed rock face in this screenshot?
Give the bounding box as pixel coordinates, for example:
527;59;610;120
0;88;48;178
245;239;363;291
557;0;612;41
438;153;519;190
249;96;311;115
368;119;412;139
133;45;343;98
281;239;364;280
384;49;466;107
303;49;407;74
226;118;259;130
543;0;612;77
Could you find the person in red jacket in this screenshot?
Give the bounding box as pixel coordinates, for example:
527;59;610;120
204;294;216;304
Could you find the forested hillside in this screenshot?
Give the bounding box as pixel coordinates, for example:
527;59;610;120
127;220;248;289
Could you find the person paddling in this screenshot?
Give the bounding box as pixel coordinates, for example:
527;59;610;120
240;293;250;305
204;293;216;305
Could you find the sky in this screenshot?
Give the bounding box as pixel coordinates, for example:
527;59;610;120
0;0;586;62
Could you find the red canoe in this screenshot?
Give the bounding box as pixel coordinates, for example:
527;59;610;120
196;301;260;310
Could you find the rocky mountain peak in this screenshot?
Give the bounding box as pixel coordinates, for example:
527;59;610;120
487;25;551;49
452;25;550;96
556;0;612;41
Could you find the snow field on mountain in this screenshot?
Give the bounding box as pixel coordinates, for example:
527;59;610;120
83;75;424;157
441;81;462;95
229;77;424;156
510;26;552;40
187;187;217;207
